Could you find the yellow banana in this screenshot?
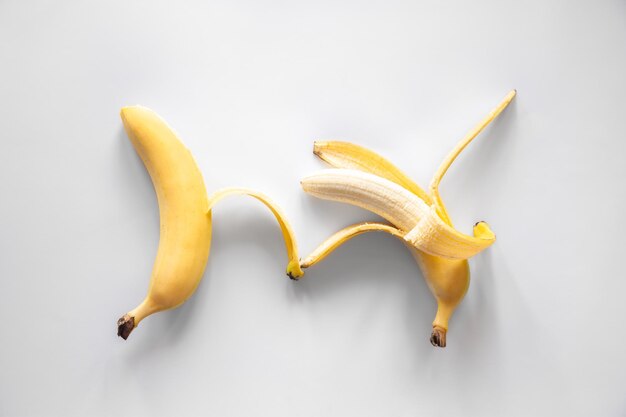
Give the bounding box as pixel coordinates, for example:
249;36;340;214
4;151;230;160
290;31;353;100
300;90;516;347
117;106;301;339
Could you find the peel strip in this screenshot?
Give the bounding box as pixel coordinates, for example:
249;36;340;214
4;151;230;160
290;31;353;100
300;222;407;269
208;188;303;278
429;90;516;224
313;141;432;204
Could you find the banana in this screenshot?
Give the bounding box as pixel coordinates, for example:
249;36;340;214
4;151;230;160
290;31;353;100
116;91;514;344
299;90;516;347
117;106;301;340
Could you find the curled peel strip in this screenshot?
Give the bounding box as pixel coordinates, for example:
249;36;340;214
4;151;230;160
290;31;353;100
300;222;407;269
208;188;303;279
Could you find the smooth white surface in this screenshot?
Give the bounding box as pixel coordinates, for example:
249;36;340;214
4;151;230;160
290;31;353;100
1;1;625;416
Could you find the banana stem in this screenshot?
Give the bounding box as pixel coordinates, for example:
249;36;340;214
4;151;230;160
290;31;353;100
430;326;447;347
117;298;160;340
208;188;304;279
429;90;516;224
300;222;407;269
117;315;135;340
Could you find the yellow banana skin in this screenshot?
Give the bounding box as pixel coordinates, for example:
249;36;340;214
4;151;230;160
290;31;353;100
117;106;212;339
411;251;468;347
207;187;304;279
300;90;516;347
415;223;489;346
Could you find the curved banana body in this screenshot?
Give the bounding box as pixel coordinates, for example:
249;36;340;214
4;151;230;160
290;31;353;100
411;251;469;347
117;107;301;339
300;90;516;346
117;107;211;339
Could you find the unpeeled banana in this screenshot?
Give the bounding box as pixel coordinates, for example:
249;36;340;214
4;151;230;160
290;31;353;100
298;90;516;346
117;106;302;339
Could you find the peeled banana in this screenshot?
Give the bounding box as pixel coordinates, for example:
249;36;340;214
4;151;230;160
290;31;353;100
117;107;302;339
299;90;516;347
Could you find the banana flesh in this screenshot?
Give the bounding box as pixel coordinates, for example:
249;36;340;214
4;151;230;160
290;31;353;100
117;107;301;339
302;169;429;230
301;169;495;259
300;90;516;346
313;141;432;204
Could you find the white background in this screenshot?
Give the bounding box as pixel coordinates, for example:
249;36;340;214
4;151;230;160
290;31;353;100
1;1;625;416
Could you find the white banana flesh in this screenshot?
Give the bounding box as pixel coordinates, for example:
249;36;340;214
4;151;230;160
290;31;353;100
301;169;495;259
302;169;429;231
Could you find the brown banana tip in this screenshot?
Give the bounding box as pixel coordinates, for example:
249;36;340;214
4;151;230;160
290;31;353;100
117;314;135;340
430;327;447;348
